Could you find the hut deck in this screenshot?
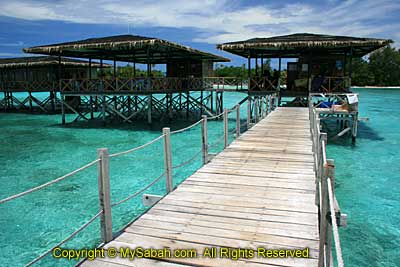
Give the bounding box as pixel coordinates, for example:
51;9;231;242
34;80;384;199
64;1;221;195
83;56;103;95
82;107;319;267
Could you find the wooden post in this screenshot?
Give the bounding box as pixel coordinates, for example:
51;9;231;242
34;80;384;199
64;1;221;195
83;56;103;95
100;59;106;125
349;48;353;87
223;108;229;148
147;95;152;124
261;57;264;75
61;94;66;124
255;57;258;76
28;92;33;112
201;115;208;165
255;97;259;123
278;57;282;90
89;58;94;120
58;55;66;124
325;159;335;267
163;128;173;193
236;104;240;137
247;96;251;127
352;113;358;143
97;148;113;243
247;55;251;80
186;92;190;119
318;159;329;267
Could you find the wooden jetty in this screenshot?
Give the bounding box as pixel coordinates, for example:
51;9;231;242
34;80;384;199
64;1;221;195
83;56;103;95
82;107;320;267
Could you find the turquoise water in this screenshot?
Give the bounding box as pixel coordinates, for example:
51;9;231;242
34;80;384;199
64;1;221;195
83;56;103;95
0;92;247;267
328;88;400;267
1;89;399;266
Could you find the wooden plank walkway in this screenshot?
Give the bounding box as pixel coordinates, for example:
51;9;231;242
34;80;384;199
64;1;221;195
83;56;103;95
82;107;319;267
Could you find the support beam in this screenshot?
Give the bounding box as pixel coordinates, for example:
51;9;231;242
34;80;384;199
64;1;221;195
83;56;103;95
147;95;152;124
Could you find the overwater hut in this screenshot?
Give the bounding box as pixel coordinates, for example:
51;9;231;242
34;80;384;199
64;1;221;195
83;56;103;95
218;33;391;95
218;33;392;141
0;56;107;112
23;35;230;124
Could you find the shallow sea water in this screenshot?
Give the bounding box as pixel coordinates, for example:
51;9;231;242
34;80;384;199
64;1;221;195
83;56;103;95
328;88;400;267
0;89;399;266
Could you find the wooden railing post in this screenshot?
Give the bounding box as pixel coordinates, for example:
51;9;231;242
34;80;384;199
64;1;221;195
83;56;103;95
235;104;240;137
201;115;208;165
318;164;328;267
255;97;259;123
163;128;173;193
247;96;251;127
223;108;229;148
97;148;113;243
268;95;272;112
325;159;335;267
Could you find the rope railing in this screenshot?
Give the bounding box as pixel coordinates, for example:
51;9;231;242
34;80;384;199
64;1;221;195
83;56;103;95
309;102;346;267
0;158;99;205
109;134;165;158
172;149;203;170
110;172;166;207
3;93;279;266
208;112;225;120
170;119;203;134
327;178;344;267
25;210;103;267
208;134;226;150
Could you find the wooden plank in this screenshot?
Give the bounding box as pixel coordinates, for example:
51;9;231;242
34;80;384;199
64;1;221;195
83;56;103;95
83;107;320;267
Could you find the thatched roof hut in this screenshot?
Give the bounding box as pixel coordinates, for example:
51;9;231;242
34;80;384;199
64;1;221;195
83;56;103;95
217;33;393;58
23;35;229;63
0;56;108;68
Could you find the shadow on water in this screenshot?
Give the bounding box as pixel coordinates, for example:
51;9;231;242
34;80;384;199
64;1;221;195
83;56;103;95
47;116;211;133
357;121;385;141
322;120;384;147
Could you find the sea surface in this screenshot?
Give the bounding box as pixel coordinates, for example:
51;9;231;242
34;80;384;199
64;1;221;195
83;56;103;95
0;89;399;266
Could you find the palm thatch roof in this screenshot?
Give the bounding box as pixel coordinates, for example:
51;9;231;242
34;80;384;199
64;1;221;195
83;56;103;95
0;56;109;69
23;35;230;64
217;33;393;58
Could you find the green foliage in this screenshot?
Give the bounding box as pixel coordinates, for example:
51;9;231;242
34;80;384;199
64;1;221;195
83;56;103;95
351;45;400;86
350;58;375;86
368;46;400;86
214;59;273;79
98;64;164;78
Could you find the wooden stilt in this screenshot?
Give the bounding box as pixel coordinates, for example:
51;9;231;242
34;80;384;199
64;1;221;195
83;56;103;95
102;95;106;125
28;92;33;112
61;94;66;124
147;95;152;124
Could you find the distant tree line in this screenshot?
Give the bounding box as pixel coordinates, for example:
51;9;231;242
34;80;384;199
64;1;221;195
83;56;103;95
98;64;164;78
214;60;287;84
214;60;272;79
351;46;400;86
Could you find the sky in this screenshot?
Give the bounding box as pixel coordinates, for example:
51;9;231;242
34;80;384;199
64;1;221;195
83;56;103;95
0;0;398;68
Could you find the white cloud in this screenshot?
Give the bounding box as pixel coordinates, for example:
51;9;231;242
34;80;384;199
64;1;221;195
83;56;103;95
0;0;398;44
0;41;25;47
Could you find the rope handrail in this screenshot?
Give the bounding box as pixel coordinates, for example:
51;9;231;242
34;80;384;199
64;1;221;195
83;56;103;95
170;119;203;135
208;112;224;120
172;149;203;170
109;134;165;158
7;99;252;266
0;159;100;205
25;210;103;267
110;172;165;207
327;178;344;267
208;134;225;150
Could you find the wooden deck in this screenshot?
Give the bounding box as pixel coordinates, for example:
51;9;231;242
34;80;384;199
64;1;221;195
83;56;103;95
82;107;319;267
